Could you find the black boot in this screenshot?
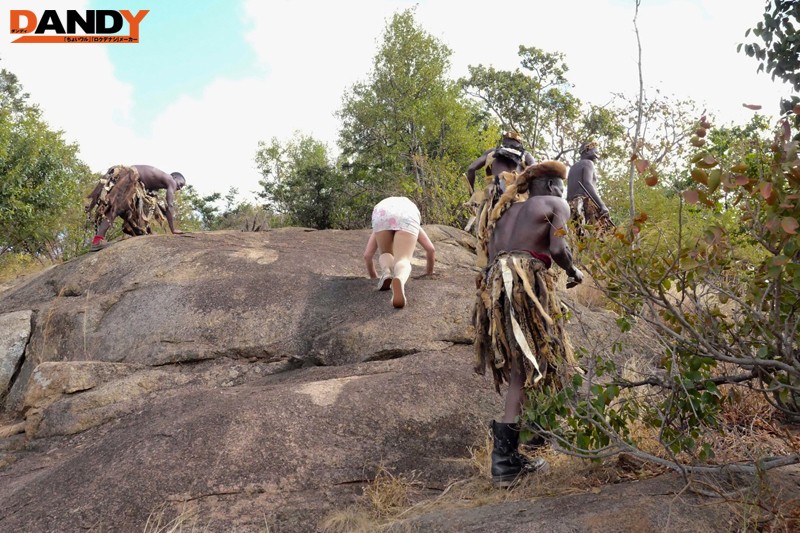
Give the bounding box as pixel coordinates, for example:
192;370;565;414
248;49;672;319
491;421;548;488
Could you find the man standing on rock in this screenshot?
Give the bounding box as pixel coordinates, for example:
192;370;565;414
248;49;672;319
466;130;535;193
466;131;536;267
86;165;186;251
566;141;613;237
473;160;583;488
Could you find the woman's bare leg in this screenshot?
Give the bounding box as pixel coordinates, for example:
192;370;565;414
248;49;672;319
388;231;417;307
390;231;417;284
374;230;395;278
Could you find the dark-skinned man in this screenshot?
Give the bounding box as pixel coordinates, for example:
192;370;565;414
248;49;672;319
466;130;536;192
87;164;186;251
473;160;583;488
566;141;613;236
467;131;536;267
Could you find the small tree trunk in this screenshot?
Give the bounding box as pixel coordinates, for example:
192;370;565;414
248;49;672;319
628;0;644;222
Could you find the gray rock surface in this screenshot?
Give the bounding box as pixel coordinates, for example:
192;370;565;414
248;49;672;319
0;310;31;397
0;227;743;532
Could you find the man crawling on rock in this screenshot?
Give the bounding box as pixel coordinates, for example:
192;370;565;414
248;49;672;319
472;160;583;488
86;165;186;251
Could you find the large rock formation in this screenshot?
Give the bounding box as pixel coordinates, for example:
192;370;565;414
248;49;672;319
2;227;784;532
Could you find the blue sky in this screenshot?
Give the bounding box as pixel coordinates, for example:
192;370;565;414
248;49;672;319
0;0;791;200
91;0;259;132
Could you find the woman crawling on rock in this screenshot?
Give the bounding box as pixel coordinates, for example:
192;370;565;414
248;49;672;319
363;196;436;308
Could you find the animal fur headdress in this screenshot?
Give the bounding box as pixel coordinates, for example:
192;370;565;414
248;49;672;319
518;160;568;182
502;130;523;143
578;141;598;154
483;160;568;251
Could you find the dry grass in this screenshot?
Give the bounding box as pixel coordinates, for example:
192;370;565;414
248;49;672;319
0;253;50;294
143;503;202;533
318;403;800;531
319;509;379;533
320;465;422;533
568;271;610;311
321;429;671;532
466;433;492;475
713;384;800;465
363;465;421;517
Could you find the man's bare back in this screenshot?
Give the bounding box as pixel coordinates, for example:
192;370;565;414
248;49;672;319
488;166;583;282
566;143;608;216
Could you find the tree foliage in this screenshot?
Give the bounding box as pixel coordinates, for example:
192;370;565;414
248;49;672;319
337;8;486;225
742;0;800;92
525;109;800;475
462;46;628;167
177;184;221;231
176;186;275;232
256;134;344;229
0;70;92;262
463;47;574;160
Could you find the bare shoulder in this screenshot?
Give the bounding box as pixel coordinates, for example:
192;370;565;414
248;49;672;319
547;195;569;212
516;195;564;218
529;195;568;207
132;164;155;174
134;165;169;178
571;159;589;171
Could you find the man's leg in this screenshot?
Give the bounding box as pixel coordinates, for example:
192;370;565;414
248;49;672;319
91;214;115;251
491;355;548;487
502;356;526;423
504;357;546;450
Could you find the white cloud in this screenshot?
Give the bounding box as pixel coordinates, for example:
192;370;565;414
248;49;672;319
0;1;136;166
0;0;790;201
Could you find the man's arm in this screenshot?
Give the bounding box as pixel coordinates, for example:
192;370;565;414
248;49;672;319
363;233;378;278
416;228;436;275
580;163;608;215
548;201;583;284
85;181;104;212
139;166;184;235
466;149;492;191
522;151;535;168
164;183;183;234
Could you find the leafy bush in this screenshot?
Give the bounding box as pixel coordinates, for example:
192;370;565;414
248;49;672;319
524;110;800;475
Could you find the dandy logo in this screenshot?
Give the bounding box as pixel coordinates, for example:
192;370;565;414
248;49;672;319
10;9;148;43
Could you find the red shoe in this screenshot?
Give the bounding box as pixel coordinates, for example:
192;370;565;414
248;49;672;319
90;238;108;252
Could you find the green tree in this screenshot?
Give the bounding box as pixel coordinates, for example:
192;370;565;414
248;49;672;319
0;70;92;262
462;47;627;166
564;105;626;165
462;46;568;155
742;0;800;92
255;134;342;229
178;184;221;231
337;8;487;225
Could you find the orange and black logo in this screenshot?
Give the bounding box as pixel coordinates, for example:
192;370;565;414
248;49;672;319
10;9;148;43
